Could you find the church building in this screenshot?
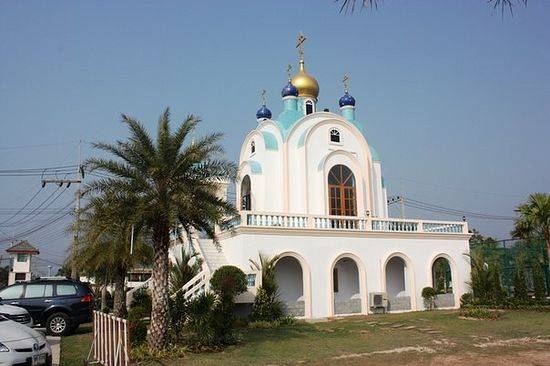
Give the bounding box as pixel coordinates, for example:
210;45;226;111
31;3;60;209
174;36;472;319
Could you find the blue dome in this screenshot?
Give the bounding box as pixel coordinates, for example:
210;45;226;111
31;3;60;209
339;92;356;107
281;81;299;97
256;105;272;120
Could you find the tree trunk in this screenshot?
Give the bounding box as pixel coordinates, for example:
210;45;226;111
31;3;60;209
113;271;127;318
101;285;108;312
148;222;170;351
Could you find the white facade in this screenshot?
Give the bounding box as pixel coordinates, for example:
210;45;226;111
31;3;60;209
184;56;471;319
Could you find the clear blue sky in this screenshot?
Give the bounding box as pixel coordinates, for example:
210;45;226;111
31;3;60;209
1;1;549;273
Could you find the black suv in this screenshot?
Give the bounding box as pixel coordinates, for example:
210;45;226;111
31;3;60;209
0;279;95;336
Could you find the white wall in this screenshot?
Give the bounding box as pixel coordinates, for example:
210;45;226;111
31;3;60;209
219;230;470;318
237;112;386;217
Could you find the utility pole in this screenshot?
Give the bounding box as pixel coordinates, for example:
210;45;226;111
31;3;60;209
387;196;406;219
41;140;83;280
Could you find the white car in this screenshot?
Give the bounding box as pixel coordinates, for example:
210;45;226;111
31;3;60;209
0;315;52;366
0;303;33;327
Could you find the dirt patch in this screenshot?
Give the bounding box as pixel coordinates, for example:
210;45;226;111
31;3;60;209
473;336;550;348
332;346;436;360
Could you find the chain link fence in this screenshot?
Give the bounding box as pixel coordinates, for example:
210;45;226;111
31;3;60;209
470;239;549;296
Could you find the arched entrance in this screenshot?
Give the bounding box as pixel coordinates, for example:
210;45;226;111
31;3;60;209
332;257;362;315
431;256;455;308
385;256;412;311
274;256;306;317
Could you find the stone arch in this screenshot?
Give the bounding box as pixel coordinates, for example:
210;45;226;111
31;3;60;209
328;253;368;316
382;252;417;312
321;150;367;216
273;251;312;318
428;253;460;308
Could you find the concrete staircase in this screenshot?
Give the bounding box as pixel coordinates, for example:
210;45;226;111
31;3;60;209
197;239;228;273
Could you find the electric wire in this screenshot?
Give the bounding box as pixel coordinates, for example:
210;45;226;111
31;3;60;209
6;187;68;227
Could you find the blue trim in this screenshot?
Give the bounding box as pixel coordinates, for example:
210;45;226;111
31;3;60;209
261;131;278;151
297;127;310;148
370;145;381;162
246;160;262;174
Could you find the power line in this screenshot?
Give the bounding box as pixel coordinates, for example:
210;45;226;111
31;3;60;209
0;141;79;150
6;188;68;227
401;197;515;221
0;188;43;226
384;176;523;199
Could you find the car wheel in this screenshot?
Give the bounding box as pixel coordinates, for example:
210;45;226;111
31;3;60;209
46;312;72;336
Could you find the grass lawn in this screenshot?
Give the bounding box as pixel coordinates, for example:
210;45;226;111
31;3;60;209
59;323;93;366
61;310;550;365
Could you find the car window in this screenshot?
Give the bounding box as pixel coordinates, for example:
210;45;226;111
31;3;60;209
44;284;53;297
0;285;24;299
24;284;46;298
56;284;77;296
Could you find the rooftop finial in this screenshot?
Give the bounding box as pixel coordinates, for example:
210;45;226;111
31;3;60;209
261;89;267;106
296;32;307;62
286;64;292;80
343;73;350;93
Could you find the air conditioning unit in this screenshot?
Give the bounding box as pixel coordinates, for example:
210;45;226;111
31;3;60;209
369;292;388;313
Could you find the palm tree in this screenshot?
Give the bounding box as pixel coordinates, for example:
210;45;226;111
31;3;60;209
76;191;152;317
337;0;526;16
170;246;202;294
512;193;550;273
249;252;282;295
87;109;236;350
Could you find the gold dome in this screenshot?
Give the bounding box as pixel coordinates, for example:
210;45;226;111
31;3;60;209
291;60;319;99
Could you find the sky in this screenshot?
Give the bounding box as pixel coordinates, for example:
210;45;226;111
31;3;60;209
1;1;549;274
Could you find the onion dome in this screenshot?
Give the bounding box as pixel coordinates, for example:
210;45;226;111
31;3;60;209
291;60;319;99
256;105;272;120
339;91;356;107
281;80;299;97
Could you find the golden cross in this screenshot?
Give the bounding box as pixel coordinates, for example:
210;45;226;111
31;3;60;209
286;64;292;79
296;32;307;60
261;89;267;105
343;74;350;92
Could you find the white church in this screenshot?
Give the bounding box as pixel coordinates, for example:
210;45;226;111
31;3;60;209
164;38;472;319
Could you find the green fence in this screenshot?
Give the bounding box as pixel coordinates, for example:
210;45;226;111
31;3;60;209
470;239;549;296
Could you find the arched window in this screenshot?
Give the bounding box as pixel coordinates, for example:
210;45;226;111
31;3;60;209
328;165;357;216
241;175;251;211
305;100;314;115
250;140;256;155
330;129;340;143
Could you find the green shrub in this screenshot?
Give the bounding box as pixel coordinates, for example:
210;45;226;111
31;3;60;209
168;291;188;339
459;307;502;320
130;287;152;313
210;265;247;300
127;306;150;346
421;287;437;310
513;258;528;301
532;259;547;300
460;293;473;307
209;266;247;337
250;286;284;322
278;315;297;326
248;320;273;329
248;315;296;329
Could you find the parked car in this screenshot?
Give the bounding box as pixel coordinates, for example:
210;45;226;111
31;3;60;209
0;315;52;366
0;279;95;336
0;302;33;327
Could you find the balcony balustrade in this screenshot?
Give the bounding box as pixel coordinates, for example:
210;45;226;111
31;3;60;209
223;211;468;235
